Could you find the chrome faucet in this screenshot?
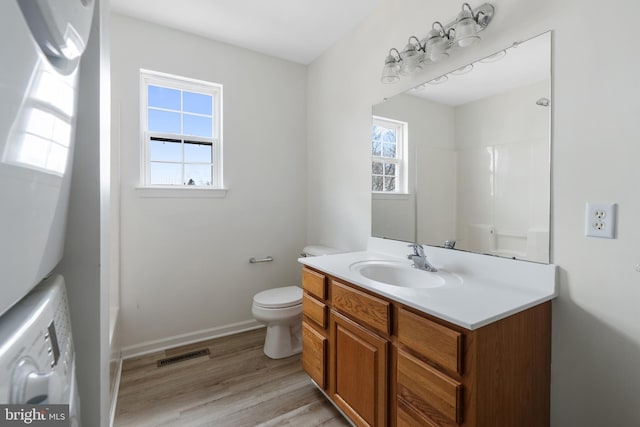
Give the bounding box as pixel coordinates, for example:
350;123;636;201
443;240;456;249
407;244;437;272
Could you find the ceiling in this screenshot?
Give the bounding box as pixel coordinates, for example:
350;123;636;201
408;31;551;106
110;0;384;64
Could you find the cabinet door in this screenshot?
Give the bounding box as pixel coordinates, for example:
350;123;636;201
302;321;327;389
330;311;388;427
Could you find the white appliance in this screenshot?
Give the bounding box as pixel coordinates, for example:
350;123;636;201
0;1;95;424
0;276;80;426
0;0;95;317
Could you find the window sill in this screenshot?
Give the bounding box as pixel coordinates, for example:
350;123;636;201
135;186;228;199
372;192;411;200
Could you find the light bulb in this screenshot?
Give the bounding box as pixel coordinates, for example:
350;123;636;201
426;29;449;62
381;54;400;84
454;14;480;48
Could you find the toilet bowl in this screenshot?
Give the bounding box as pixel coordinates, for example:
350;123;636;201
252;245;340;359
252;286;303;359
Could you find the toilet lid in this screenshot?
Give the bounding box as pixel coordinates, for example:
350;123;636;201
253;286;302;308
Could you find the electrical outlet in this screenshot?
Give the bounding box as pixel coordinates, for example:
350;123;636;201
585;202;616;238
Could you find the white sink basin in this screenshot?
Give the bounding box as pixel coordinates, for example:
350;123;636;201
349;260;463;289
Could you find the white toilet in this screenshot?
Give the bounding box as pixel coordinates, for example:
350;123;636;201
251;245;340;359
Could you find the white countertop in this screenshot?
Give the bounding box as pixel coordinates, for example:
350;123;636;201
298;238;558;330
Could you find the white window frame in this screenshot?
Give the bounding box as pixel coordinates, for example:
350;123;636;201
372;115;408;194
138;69;225;197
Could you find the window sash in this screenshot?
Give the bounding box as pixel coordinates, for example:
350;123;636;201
372;156;400;192
144;132;220;187
140;69;223;188
372;116;407;193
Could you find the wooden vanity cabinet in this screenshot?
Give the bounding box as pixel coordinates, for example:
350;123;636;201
300;266;552;427
301;267;329;390
396;302;551;427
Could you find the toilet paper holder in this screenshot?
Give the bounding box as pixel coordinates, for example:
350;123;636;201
249;256;274;263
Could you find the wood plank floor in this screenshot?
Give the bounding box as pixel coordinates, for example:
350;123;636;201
114;328;351;427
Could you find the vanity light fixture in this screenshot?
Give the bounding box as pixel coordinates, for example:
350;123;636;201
425;22;452;62
399;36;425;75
381;48;402;83
453;3;483;47
380;2;494;84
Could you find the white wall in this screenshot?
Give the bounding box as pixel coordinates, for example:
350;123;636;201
111;14;308;353
307;0;640;425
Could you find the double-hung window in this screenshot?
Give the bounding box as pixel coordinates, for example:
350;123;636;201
140;69;223;188
371;116;408;193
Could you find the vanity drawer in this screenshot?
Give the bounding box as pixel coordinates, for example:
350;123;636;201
397;349;463;425
302;321;327;389
302;267;327;300
331;280;390;336
397;399;440;427
303;292;327;328
398;308;463;375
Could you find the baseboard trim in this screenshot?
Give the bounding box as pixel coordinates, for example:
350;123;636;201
120;319;264;359
109;306;119;349
109;358;122;427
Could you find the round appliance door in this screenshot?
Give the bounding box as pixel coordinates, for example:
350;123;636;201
17;0;95;71
11;357;51;404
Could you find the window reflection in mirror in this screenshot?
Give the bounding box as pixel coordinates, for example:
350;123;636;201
371;32;551;263
371;116;408;193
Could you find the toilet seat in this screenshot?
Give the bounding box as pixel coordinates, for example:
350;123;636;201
253;286;302;309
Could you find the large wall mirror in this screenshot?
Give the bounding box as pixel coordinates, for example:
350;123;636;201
372;32;551;263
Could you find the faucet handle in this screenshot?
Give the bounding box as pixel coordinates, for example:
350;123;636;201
407;243;424;256
443;240;456;249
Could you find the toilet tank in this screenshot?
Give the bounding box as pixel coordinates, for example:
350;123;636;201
302;245;342;257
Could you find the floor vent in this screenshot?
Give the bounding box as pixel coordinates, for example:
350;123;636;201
157;348;210;367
